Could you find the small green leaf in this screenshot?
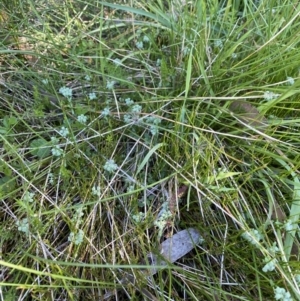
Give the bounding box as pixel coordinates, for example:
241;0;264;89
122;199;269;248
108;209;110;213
206;171;241;184
3;116;18;128
0;127;8;134
30;138;51;158
0;176;16;196
216;171;242;181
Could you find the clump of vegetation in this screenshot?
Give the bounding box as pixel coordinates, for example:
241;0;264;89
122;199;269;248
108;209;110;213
1;0;300;300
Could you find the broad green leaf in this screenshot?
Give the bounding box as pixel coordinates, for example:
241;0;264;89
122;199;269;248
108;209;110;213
30;138;51;158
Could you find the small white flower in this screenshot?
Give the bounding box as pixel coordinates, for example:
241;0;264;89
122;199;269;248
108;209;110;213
154;209;172;238
42;79;49;85
242;228;264;246
23;191;35;203
125;98;134;106
59;126;69;138
156;207;172;221
89;92;96;100
143;35;150;43
295;274;300;284
274;287;286;300
136;41;143;49
264;91;280;101
92;186;101;197
146;116;161;125
274;286;293;301
68;232;74;241
262;256;277;272
85;75;91;81
132;212;145;223
68;229;84;245
268;242;279;255
49;173;54;184
123;114;132;123
59;86;73;99
287;77;295;85
214;39;223;48
17;218;30;235
101;107;111;117
232;53;237;59
103;159;118;173
74;206;84;220
77;114;88;124
106;80;116;90
131;104;142;113
149;125;159;136
284;291;292;301
51;145;63;157
51;136;59;144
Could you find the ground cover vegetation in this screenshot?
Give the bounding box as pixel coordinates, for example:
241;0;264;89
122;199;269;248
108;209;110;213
1;0;300;300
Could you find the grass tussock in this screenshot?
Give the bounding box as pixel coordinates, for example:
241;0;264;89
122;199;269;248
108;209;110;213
1;0;300;300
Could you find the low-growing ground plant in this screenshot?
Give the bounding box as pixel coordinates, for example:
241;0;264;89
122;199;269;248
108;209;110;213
1;0;300;300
